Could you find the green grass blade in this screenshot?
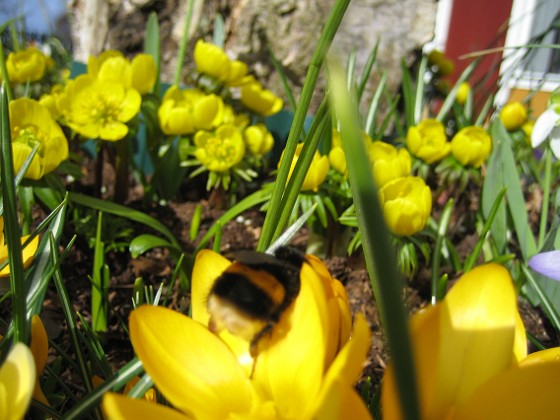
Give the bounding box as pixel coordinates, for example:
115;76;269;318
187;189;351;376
68;192;181;249
329;59;419;420
144;12;161;97
431;198;454;303
413;55;428;124
173;0;195;86
357;40;379;101
436;60;477;122
0;83;27;343
92;212;108;333
364;72;387;137
257;0;351;252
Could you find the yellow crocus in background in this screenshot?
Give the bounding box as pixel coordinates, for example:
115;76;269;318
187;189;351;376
193;124;246;172
0;343;35;420
382;264;560;419
450;126;492;168
369;141;412;188
30;315;49;406
243;123;274;156
455;82;470;105
6;47;47;84
102;249;370;419
379;176;432;236
193;39;250;86
9;98;68;180
406;119;450;164
241;77;284;117
499;101;528;131
280;143;330;192
158;86;225;136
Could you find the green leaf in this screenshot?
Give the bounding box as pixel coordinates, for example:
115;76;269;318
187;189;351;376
129;233;179;258
144;12;161;96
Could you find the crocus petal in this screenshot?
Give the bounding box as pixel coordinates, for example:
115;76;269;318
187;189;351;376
129;305;256;418
102;392;191;420
528;250;560;281
0;343;35;420
252;262;329;418
454;359;560;419
531;108;558;148
512;309;528;363
30;315;50;405
314;378;372;420
435;264;517;410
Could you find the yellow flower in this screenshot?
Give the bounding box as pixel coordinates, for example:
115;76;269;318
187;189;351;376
522;120;534;146
455;82;470;105
131;54;157;95
329;146;347;175
102;249;369;419
0;217;39;278
193;124;246;172
499;102;527;131
193;40;250;86
368;141;411;188
30;315;49;406
58;74;141;141
451;126;492;168
241;77;283;116
9;98;68;180
0;342;35;420
427;50;455;76
243;124;274;155
6;47;47;84
379;176;432;236
406;119;450;164
382;263;560;419
87;50;124;77
158;86;225;136
39;84;65;120
280;143;330;192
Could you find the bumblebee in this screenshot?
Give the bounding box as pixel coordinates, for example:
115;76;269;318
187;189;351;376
207;246;305;356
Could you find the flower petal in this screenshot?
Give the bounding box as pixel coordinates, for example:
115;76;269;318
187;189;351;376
314;378;372;420
129;305;255;418
531;108;558;148
454;358;560;419
252;261;329;418
528;250;560;281
102;392;191;420
0;343;35;420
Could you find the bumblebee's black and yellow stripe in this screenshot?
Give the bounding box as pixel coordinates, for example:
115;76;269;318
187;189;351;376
207;246;306;355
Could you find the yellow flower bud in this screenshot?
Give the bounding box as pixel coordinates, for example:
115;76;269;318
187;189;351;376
499;102;527;131
6;47;47;83
427;50;455;76
194;40;232;82
280;143;329;192
194;124;245;172
451;126;492;168
455;82;470;105
328;146;347;175
243;124;274;155
131;53;157;95
406;119;450;164
379;176;432;236
522;120;534;146
368;141;411;187
241;77;283;116
87;50;123;77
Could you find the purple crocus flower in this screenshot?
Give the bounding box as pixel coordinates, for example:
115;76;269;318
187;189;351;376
528;250;560;281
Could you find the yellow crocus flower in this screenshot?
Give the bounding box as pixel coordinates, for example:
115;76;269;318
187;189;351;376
406;119;450;164
379;176;432;236
193;124;246;172
499;102;527;131
241;77;283;117
9;98;68;180
6;47;47;84
102;249;369;419
369;141;412;188
450;126;492;168
0;343;35;420
382;263;560;419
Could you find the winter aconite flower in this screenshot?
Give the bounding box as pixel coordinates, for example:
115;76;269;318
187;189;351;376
6;47;47;84
0;217;39;278
9;98;68;180
382;263;560;419
281;143;330;192
451;126;492;168
58;74;141;141
379;176;432;236
30;315;49;406
406;119;450;164
102;250;370;419
499;101;527;131
243;123;274;156
0;342;35;420
194;39;250;86
193;124;246;172
369;141;411;188
158;86;225;136
455;82;470;105
241;77;283;116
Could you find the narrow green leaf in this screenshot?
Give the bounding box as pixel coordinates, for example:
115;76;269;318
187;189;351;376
432;198;454;303
189;204;203;241
436;59;478;122
357;40;379;101
92;212;108;333
329;59;419;420
144;12;161;96
173;0;195;86
129;233;178;258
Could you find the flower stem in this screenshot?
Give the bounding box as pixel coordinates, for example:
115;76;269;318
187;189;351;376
538;147;552;249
